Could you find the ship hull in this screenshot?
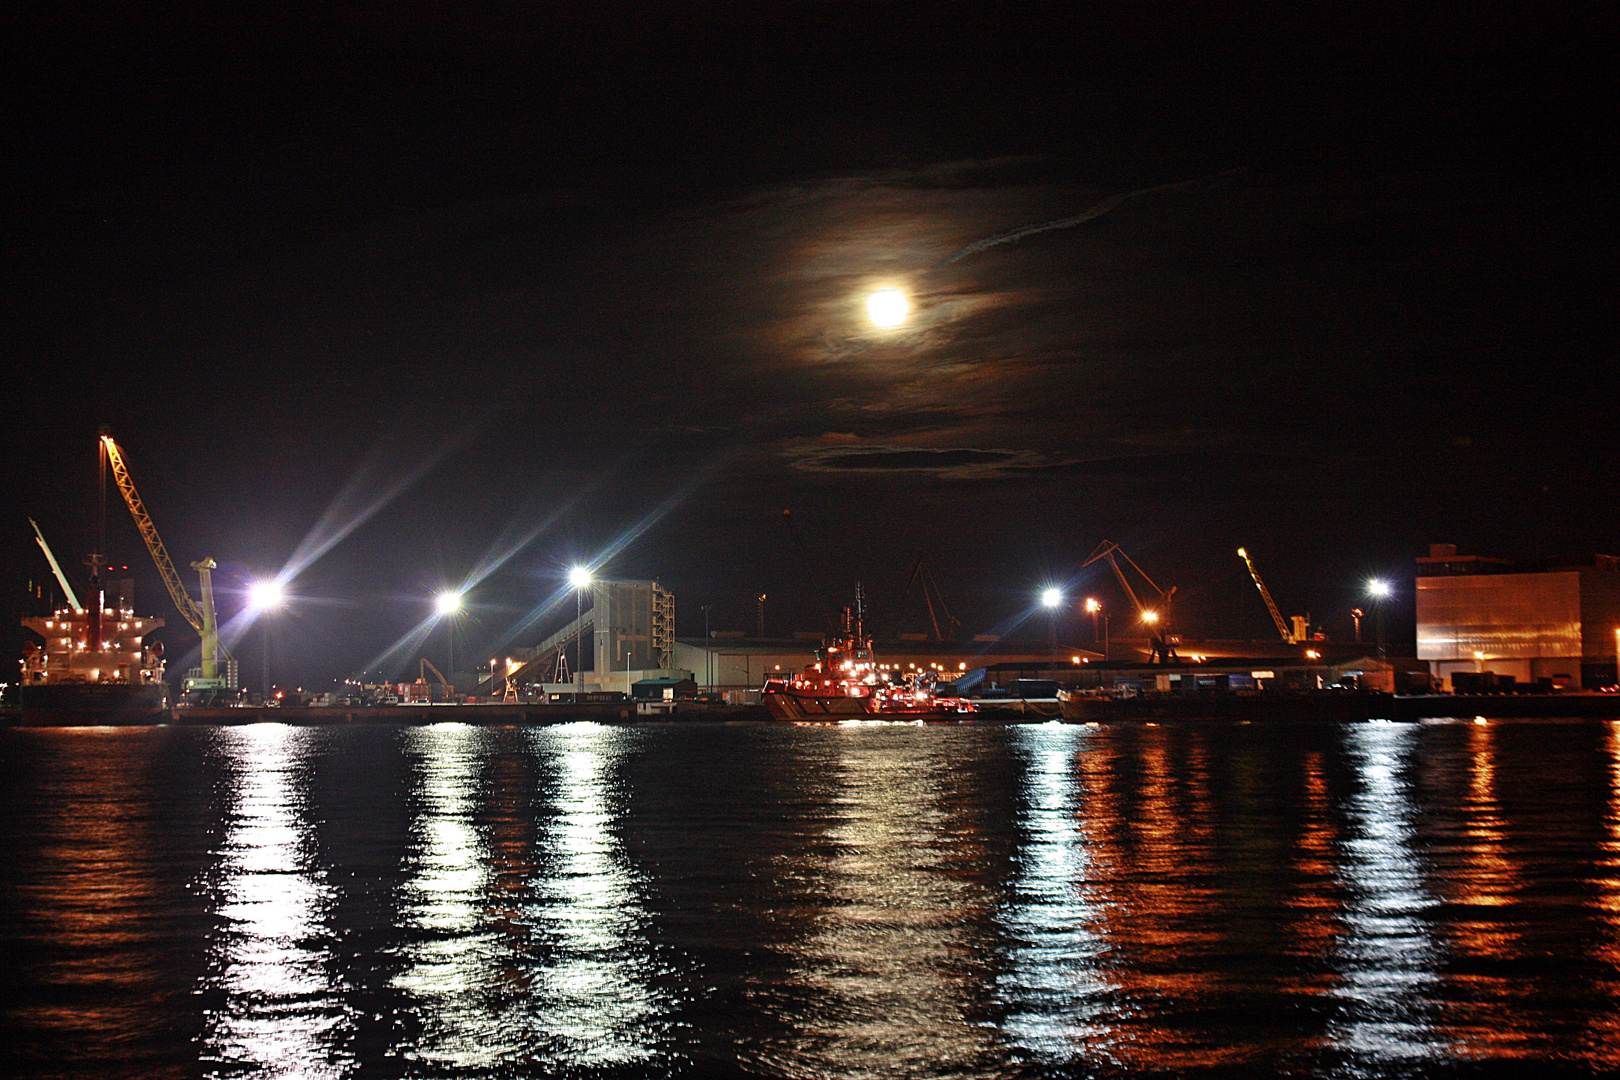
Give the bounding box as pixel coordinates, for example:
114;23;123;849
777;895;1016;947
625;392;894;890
1058;690;1392;723
762;691;874;721
15;683;171;726
761;690;975;723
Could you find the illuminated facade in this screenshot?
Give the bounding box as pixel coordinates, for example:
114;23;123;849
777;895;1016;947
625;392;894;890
1416;544;1620;690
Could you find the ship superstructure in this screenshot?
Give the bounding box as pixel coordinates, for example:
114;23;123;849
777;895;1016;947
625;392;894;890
20;601;167;688
15;518;171;723
761;585;975;722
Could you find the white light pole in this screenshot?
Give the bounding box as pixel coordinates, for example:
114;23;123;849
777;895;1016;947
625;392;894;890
569;567;592;699
247;579;284;702
1367;579;1391;660
435;591;462;695
1042;588;1062;655
702;604;712;691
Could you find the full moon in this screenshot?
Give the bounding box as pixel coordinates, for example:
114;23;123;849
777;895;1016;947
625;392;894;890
866;288;909;328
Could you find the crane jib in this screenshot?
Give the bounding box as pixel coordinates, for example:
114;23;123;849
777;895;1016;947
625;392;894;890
101;436;206;634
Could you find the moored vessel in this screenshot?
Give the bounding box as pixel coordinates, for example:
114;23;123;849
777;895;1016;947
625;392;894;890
761;588;975;722
16;521;170;725
1057;686;1391;722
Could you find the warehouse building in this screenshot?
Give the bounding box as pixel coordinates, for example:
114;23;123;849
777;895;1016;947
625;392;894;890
1416;544;1620;691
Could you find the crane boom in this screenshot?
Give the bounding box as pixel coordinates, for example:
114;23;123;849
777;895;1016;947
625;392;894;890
100;432;232;690
1081;540;1179;663
1238;547;1295;644
100;435;205;634
29;518;83;611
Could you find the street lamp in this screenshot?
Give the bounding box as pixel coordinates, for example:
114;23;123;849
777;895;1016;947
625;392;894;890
435;591;462;694
701;604;712;691
1086;597;1108;658
1367;579;1391;660
247;579;284;702
1041;588;1062;654
569;567;592;699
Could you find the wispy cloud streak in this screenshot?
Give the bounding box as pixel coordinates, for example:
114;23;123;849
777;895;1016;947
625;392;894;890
941;170;1241;265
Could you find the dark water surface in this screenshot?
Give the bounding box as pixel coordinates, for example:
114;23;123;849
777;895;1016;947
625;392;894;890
3;719;1618;1079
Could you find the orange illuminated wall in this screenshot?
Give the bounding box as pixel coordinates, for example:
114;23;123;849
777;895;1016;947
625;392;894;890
1416;572;1582;663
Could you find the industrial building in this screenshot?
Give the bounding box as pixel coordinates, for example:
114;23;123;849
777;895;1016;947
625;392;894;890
477;579;682;697
672;634;1094;699
1416;544;1620;691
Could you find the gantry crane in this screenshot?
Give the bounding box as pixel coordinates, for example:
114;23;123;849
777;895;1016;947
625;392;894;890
1238;547;1295;644
100;432;236;699
1081;540;1179;664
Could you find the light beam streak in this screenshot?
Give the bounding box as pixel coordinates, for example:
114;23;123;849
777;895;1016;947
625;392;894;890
357;614;445;683
278;424;479;585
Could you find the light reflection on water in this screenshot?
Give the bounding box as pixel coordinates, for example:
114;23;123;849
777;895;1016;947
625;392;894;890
6;720;1620;1078
391;722;667;1072
1334;721;1443;1063
201;724;353;1078
997;724;1112;1063
392;724;503;1069
751;726;1003;1079
523;723;666;1065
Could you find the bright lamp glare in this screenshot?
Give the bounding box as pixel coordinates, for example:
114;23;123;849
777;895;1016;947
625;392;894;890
1368;579;1391;598
247;580;283;611
569;566;593;589
435;591;462;616
866;289;909;328
1041;588;1062;609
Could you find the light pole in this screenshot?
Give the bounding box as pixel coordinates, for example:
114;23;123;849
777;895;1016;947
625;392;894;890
247;579;284;703
616;627;632;697
1367;579;1390;660
436;591;462;693
1351;607;1364;643
1042;588;1062;656
702;604;712;691
569;567;592;699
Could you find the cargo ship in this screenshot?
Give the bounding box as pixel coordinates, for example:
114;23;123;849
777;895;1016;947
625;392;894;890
14;520;170;725
760;589;975;722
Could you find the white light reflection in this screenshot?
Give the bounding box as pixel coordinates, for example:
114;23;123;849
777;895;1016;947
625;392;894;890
1332;722;1443;1061
202;725;352;1078
760;727;1000;1077
393;724;505;1069
526;722;665;1064
997;724;1110;1062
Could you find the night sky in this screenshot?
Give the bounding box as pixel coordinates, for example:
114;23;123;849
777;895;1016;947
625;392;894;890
3;3;1610;688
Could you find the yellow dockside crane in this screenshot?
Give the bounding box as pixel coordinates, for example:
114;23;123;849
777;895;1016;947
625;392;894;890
1238;547;1309;645
100;432;237;701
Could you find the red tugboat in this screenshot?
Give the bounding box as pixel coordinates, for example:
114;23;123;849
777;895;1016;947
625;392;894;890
760;587;975;722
